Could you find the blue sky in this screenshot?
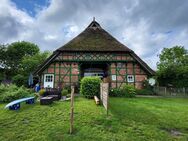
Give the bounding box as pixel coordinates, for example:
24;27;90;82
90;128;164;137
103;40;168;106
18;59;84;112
11;0;49;16
1;0;188;70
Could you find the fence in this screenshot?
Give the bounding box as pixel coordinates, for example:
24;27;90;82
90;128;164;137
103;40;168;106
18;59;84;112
100;83;109;115
153;86;188;97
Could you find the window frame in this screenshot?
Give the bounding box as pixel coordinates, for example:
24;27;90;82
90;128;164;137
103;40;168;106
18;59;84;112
127;75;134;83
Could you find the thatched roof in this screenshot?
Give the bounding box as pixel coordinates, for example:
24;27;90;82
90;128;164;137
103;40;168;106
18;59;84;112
33;19;155;75
57;20;132;52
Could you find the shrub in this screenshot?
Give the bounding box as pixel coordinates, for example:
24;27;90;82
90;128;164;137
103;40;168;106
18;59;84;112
61;89;68;96
121;84;136;98
109;88;123;97
136;89;155;95
39;89;45;96
12;74;27;87
80;77;102;98
0;85;33;102
63;85;71;93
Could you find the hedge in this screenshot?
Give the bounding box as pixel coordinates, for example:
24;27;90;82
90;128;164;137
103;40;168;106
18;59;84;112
80;77;102;98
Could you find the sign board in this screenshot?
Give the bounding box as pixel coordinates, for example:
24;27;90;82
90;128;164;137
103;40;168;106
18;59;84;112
100;83;109;115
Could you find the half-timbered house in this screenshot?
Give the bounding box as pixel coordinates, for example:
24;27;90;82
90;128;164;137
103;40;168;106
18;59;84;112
34;19;155;89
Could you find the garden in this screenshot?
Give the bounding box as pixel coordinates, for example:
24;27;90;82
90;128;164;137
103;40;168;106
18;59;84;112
1;96;188;141
0;79;188;141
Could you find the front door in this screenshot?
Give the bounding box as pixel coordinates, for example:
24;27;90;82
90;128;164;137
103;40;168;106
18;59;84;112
44;74;54;88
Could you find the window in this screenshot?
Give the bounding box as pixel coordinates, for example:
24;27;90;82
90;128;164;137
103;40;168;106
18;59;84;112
117;63;122;68
127;75;134;82
45;75;53;82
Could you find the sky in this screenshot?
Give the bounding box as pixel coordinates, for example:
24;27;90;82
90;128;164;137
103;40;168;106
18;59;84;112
0;0;188;70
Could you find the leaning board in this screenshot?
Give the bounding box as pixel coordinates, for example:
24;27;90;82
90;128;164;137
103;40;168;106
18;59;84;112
5;97;35;109
100;83;109;113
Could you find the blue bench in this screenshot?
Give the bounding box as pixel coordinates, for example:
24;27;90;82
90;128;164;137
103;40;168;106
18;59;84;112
5;97;35;110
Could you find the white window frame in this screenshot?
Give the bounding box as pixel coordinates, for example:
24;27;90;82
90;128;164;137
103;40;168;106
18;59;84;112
127;75;134;83
45;75;53;82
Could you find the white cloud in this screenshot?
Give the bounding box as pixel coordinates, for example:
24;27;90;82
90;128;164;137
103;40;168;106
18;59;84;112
0;0;188;70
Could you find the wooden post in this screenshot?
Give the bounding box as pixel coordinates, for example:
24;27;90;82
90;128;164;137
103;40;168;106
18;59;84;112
70;86;75;134
164;87;167;96
183;87;185;95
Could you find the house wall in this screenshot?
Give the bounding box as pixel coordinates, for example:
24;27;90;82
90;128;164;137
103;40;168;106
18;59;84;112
41;62;80;88
110;62;147;89
40;52;149;89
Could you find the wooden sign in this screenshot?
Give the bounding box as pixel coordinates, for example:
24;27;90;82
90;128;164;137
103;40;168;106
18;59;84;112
100;83;109;115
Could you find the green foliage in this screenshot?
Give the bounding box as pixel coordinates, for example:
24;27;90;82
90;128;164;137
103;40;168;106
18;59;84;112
0;44;7;68
12;74;27;87
157;46;187;70
0;71;4;82
121;84;136;97
61;89;68;96
1;41;39;74
39;89;45;96
0;84;33;102
63;85;71;93
136;89;155;95
109;88;123;97
109;85;136;97
80;77;102;98
21;51;51;75
0;41;51;85
156;46;188;87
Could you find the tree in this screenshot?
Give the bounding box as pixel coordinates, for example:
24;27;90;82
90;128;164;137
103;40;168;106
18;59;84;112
0;41;51;86
6;41;40;72
0;44;8;68
156;46;188;87
157;46;188;70
0;41;40;77
21;51;51;75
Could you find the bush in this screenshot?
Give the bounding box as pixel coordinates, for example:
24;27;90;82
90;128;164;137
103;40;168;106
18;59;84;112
63;85;71;93
121;84;136;97
80;77;102;98
0;85;33;102
39;89;45;96
61;89;68;96
109;88;123;97
136;89;155;95
12;74;27;87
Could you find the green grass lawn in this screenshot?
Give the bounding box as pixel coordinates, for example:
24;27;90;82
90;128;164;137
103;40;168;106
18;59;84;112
0;97;188;141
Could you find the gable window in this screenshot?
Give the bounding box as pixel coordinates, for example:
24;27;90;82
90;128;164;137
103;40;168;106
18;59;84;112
127;75;134;82
45;75;53;82
117;63;122;68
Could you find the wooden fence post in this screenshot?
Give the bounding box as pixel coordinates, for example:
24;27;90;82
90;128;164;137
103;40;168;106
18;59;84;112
164;87;167;96
183;87;185;95
70;86;75;134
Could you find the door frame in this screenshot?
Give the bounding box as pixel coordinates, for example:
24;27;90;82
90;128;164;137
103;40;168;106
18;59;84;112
43;74;54;88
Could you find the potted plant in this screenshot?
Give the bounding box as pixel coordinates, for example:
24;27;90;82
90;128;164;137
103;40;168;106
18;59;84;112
39;89;45;97
61;89;68;100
